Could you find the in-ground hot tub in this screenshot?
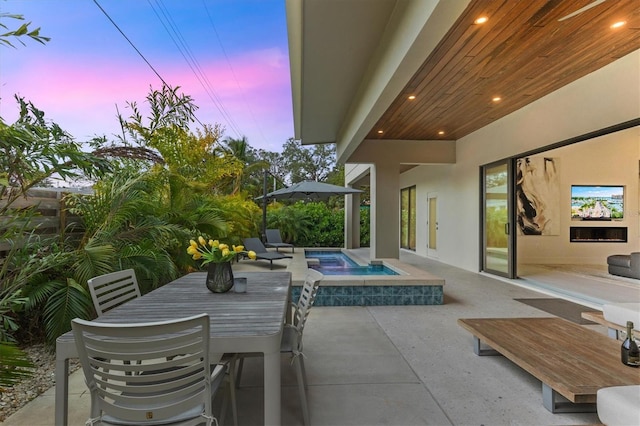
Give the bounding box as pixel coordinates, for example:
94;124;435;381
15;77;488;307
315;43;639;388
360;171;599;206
289;249;445;306
306;250;399;276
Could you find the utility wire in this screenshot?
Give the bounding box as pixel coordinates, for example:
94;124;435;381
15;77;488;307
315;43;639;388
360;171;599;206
93;0;168;87
201;0;269;145
93;0;206;128
149;0;243;137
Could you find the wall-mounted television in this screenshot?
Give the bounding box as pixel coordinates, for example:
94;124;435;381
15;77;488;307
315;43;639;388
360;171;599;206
571;185;624;220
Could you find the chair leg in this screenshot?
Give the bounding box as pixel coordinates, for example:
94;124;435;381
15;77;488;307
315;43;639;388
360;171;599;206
235;357;245;389
219;357;239;426
228;359;238;426
219;377;238;426
292;356;310;426
299;355;309;391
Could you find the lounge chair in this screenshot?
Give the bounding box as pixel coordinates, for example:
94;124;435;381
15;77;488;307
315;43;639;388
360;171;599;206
265;229;295;253
243;237;292;270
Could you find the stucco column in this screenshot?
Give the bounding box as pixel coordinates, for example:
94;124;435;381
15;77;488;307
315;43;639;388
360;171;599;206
370;162;400;259
344;192;361;249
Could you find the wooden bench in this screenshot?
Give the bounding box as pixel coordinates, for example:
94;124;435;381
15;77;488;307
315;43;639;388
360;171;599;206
458;317;640;413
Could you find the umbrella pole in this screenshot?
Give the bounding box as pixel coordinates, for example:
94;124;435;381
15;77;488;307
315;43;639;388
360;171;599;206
262;170;268;243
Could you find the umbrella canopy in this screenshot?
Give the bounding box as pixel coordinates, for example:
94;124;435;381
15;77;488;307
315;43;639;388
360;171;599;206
261;180;363;200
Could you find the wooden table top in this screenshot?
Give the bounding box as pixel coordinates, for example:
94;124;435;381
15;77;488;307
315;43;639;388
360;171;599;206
458;317;640;404
57;271;292;355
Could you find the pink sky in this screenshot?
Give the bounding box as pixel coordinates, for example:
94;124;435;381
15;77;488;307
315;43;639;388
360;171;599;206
0;0;294;152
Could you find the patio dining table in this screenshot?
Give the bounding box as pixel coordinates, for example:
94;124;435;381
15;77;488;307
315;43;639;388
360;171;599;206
55;271;292;426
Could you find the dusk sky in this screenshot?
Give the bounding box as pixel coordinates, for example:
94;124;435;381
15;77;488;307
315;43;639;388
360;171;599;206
0;0;293;152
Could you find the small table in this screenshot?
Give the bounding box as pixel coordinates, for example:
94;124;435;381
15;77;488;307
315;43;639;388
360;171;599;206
458;317;640;413
56;271;291;425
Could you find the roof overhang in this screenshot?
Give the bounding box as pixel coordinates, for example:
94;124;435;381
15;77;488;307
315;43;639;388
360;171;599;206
286;0;640;164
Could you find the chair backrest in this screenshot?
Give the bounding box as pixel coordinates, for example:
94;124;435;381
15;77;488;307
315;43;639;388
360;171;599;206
243;237;268;254
88;269;141;316
265;229;284;244
292;269;323;339
72;314;213;425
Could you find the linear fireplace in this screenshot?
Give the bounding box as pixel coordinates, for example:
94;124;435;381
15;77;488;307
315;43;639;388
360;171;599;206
569;226;628;243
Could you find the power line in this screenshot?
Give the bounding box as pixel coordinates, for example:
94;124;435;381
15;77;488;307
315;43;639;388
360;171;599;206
149;0;244;138
201;0;270;145
93;0;206;128
93;0;168;88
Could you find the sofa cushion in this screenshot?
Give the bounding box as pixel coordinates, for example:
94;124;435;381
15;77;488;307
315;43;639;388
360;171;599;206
607;255;631;268
597;385;640;426
603;303;640;329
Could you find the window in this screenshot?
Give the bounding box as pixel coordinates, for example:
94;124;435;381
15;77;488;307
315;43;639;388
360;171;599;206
401;186;416;250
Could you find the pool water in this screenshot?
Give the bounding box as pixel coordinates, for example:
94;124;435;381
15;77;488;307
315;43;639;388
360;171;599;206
305;250;399;276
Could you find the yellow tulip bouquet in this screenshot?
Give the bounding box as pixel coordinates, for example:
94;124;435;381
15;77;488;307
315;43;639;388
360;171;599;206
187;236;257;265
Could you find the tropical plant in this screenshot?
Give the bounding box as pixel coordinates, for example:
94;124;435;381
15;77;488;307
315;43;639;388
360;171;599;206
0;343;33;388
220;136;269;196
0;97;111;380
264;202;316;245
117;84;243;192
0;96;111;208
0;13;49;48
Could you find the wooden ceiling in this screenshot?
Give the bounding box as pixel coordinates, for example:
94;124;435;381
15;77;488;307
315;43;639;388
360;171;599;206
366;0;640;141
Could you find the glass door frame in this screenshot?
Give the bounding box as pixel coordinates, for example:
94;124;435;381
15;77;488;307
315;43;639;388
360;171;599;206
400;185;416;250
427;192;437;258
480;159;517;278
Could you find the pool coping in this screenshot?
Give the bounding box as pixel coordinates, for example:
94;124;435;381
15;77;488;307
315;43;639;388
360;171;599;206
288;248;445;287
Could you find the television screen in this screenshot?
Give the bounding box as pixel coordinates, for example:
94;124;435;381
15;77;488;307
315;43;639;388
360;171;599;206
571;185;624;220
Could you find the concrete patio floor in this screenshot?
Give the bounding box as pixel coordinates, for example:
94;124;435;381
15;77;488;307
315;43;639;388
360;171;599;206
3;249;622;425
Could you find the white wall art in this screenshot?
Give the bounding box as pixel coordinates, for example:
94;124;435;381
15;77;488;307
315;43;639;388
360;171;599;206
516;156;560;235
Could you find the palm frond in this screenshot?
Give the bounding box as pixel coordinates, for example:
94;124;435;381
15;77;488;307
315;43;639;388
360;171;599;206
43;279;92;344
72;242;116;287
0;343;34;388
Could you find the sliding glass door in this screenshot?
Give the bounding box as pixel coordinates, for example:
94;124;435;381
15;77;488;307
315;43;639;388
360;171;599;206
481;160;515;278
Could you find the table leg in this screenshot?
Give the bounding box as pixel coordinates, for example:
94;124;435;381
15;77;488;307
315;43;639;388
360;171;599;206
542;383;596;413
55;357;70;426
263;350;281;425
472;336;500;356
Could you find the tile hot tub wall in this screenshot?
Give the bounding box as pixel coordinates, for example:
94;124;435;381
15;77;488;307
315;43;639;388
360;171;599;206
291;284;444;306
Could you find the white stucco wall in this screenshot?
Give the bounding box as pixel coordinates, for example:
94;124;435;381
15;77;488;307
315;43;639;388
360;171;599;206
400;49;640;272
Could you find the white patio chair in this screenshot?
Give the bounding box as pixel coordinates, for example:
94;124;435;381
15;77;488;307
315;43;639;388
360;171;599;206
87;269;141;316
235;269;323;425
86;270;238;425
72;313;225;426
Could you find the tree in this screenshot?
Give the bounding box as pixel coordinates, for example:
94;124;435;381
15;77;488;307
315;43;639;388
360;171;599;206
0;96;112;209
220;136;269;196
0;13;49;48
117;84;243;192
280;139;337;184
0;98;110;385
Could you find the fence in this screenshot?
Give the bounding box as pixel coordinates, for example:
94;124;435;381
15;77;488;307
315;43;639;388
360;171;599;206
0;188;86;254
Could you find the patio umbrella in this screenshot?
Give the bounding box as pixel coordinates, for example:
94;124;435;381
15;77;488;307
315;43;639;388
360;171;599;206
261;180;363;200
257;179;363;243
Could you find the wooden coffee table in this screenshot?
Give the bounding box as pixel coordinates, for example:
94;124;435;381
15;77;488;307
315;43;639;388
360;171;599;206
458;317;640;413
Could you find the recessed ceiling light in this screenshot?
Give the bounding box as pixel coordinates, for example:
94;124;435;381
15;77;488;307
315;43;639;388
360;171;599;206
492;96;502;102
611;21;626;29
438;131;445;135
408;95;416;100
377;130;384;134
474;16;488;25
